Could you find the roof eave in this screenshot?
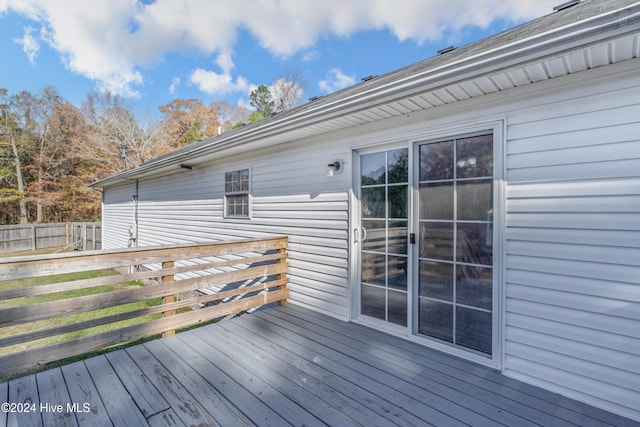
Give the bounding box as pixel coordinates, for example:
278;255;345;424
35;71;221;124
92;2;640;189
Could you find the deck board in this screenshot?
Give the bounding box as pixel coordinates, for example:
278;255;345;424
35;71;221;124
236;310;469;426
7;374;40;427
84;355;148;427
104;349;170;418
189;323;372;427
140;339;255;427
184;326;324;426
60;361;111;427
201;320;400;426
124;345;221;427
276;304;583;427
36;368;78;427
285;304;629;427
268;310;509;423
1;304;638;427
247;309;499;426
0;380;7;426
283;304;617;427
146;408;186;427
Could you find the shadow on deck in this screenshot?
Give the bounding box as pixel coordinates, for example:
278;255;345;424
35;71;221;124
1;304;637;427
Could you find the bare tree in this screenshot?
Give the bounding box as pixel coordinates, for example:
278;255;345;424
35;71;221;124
82;91;168;175
17;87;65;222
248;73;306;122
270;72;305;112
158;98;222;148
215;100;249;132
0;88;30;223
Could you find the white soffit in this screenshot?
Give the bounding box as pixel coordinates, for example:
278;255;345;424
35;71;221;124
303;33;640;138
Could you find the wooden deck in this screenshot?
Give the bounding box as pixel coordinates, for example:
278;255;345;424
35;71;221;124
1;304;637;427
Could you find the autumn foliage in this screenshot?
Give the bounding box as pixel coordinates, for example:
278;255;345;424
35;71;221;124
0;87;248;225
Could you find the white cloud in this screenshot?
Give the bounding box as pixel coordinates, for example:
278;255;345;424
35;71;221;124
2;0;558;97
319;68;356;94
235;0;557;55
190;68;248;95
214;51;234;75
11;0;144;97
189;54;251;96
302;50;320;62
169;76;180;95
189;52;251;96
14;26;39;64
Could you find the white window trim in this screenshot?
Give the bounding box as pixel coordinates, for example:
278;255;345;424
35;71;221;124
223;168;252;219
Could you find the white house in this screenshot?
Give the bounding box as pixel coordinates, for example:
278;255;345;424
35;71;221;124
92;0;640;421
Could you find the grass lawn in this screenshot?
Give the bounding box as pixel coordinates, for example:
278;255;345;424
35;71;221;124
0;268;167;380
0;246;72;258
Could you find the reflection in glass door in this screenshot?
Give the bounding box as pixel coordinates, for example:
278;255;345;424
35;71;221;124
417;133;494;355
359;148;409;326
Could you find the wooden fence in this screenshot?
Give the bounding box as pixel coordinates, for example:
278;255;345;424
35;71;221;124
0;236;288;375
0;222;101;254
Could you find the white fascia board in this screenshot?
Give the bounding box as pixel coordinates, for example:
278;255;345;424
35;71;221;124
93;2;640;189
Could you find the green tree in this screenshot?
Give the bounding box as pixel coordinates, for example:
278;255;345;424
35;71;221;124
248;85;274;119
248;74;304;123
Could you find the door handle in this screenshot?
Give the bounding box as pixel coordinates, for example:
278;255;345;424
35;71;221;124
354;227;368;243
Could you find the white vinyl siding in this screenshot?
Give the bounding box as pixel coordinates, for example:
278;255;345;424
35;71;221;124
503;72;640;421
114;143;352;320
101;182;136;250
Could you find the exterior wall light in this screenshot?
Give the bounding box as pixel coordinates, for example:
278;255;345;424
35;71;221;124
326;160;342;177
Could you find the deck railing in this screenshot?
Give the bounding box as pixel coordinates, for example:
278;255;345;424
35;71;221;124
0;236;288;376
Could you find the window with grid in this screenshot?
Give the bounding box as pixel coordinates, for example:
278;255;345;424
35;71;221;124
224;169;250;217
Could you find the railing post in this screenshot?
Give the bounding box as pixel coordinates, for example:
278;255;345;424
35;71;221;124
278;240;287;306
162;260;176;338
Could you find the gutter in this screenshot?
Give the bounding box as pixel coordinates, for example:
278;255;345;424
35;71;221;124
91;2;640;189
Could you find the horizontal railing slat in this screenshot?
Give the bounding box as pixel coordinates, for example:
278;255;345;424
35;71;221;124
0;278;288;349
0;236;289;376
0;288;288;374
0;237;287;281
0;262;288;327
0;251;286;300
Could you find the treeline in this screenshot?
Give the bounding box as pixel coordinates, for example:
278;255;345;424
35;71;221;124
0;87;253;225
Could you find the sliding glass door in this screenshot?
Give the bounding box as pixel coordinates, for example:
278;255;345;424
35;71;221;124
358;148;409;327
355;130;497;360
416;133;494;356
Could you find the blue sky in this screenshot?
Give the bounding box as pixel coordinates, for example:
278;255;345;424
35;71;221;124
0;0;558;120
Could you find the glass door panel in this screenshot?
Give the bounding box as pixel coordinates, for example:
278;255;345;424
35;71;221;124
359;148;409;327
417;133;494;356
